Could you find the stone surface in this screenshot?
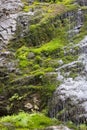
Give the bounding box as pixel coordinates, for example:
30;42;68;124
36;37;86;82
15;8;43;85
0;0;24;116
0;0;23;45
45;125;72;130
28;52;35;59
0;0;35;46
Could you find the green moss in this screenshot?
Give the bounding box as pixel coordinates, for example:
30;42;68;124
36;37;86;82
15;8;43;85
33;70;45;78
9;93;24;102
31;37;65;55
62;55;78;64
79;124;87;130
34;55;42;64
23;6;30;12
16;46;29;68
66;121;87;130
69;72;78;79
16;46;29;59
66;121;78;130
32;64;40;70
0;112;58;129
25;21;56;46
19;59;29;68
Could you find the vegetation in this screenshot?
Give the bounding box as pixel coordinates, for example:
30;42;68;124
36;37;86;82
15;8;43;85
1;0;87;129
0;112;59;130
0;112;87;130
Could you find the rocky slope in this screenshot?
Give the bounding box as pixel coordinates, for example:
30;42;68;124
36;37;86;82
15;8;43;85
0;0;87;128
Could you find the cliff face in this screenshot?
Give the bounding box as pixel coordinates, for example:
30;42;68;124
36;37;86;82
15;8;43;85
0;0;23;45
0;0;87;126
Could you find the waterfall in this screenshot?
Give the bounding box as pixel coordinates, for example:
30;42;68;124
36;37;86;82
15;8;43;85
68;7;83;44
48;2;87;125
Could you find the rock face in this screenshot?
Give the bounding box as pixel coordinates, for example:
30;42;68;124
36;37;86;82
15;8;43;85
49;37;87;124
0;0;87;123
77;0;87;6
0;0;23;116
45;125;72;130
0;0;44;116
0;0;23;45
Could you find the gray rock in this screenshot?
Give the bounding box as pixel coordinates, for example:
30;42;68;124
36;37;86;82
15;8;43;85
45;125;72;130
0;0;23;44
0;30;8;40
28;52;35;59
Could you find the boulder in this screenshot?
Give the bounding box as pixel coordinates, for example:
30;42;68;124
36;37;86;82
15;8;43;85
28;52;35;59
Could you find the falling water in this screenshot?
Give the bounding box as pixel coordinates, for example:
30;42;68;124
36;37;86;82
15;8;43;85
68;8;83;44
49;2;87;125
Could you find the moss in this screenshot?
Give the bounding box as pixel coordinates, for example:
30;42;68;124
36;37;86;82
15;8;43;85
5;2;87;127
16;46;29;68
33;71;45;79
66;121;87;130
79;124;87;130
32;64;40;70
9;3;69;49
25;21;55;46
62;55;78;64
69;72;78;79
9;93;24;102
0;112;59;129
0;82;5;93
34;55;42;64
30;38;65;55
66;121;78;130
23;5;30;12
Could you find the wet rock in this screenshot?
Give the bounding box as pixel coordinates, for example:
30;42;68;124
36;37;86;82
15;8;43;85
45;125;72;130
57;72;64;82
49;37;87;124
49;77;87;123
